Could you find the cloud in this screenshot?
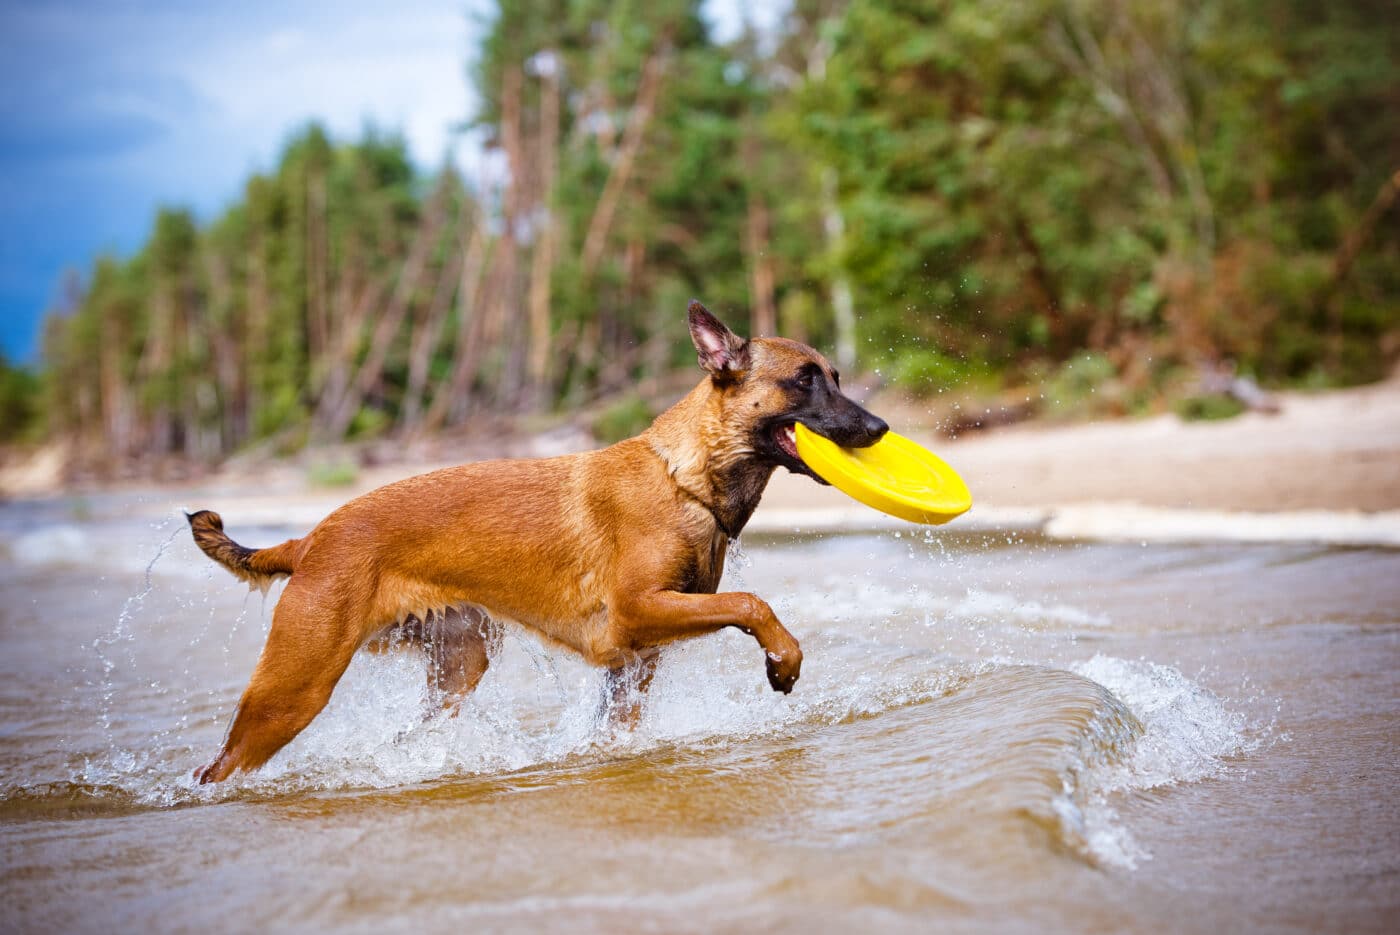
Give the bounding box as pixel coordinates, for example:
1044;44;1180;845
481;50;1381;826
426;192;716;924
0;0;784;359
0;69;211;164
0;0;485;359
0;5;201;164
173;7;477;169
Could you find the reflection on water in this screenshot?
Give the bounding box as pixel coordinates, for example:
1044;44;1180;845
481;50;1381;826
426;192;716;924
1;514;1397;933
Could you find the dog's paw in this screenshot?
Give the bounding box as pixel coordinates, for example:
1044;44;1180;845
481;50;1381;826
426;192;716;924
193;757;224;785
765;647;802;694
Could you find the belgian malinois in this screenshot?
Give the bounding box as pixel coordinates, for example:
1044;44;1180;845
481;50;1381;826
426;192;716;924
187;302;888;783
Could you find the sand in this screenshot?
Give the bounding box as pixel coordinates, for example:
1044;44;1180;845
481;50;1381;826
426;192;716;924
749;376;1400;544
761;374;1400;514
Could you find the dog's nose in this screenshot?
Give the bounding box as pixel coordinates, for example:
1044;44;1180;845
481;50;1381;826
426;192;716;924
864;413;889;441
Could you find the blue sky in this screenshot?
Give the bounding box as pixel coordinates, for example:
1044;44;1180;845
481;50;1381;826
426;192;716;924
0;0;782;364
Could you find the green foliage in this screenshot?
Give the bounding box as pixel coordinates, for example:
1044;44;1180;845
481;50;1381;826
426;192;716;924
0;355;41;442
889;346;978;395
347;407;390;440
792;0;1399;385
306;457;360;488
37;124;441;464
591;394;655;444
1175;394;1247;421
1041;352;1119;418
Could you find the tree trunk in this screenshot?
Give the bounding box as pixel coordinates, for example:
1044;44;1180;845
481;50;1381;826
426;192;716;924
1320;166;1400;367
202;251;245;452
1011;211;1066;350
821;166;857;371
490;64;526;409
305;166;330;396
246;230;271;440
319;178;454;441
400;223;465;431
99;313;131;458
580;42;670;282
526;57;561;409
422;220;489;432
744;129;778;337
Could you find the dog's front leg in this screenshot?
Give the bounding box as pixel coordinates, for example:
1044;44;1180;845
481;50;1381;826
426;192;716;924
610;590;802;694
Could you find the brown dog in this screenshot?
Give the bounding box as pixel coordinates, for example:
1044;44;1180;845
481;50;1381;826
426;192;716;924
186;302;887;783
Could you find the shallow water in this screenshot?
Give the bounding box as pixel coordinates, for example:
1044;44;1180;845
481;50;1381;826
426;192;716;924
1;510;1397;933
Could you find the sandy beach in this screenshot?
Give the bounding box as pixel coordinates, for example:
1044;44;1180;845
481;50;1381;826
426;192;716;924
896;376;1400;513
758;374;1400;544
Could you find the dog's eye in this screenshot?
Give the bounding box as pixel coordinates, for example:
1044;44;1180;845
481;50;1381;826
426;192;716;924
795;370;815;389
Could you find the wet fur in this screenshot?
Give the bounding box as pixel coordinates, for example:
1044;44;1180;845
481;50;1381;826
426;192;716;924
187;302;886;783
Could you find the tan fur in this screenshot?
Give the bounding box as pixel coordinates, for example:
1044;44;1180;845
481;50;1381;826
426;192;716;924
188;306;857;783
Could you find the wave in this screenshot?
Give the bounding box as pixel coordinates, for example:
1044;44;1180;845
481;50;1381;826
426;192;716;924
3;639;1249;871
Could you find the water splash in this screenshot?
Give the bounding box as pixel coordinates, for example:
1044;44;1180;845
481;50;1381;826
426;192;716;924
726;536;753;589
1072;654;1253;792
1038;654;1253;869
91;516;184;733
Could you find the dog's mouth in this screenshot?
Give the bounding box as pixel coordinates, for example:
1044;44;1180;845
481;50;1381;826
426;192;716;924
756;401;886;485
774;422;799;461
764;420;826;483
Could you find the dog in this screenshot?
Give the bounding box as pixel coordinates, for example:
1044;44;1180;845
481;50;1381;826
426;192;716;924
186;301;888;783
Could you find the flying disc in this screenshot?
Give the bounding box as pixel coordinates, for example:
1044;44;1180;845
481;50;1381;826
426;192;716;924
794;423;971;525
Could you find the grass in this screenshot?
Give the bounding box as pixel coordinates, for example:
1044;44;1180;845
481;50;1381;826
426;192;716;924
306;457;359;487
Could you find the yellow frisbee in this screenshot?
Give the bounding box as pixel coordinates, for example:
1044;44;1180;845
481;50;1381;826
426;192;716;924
794;423;972;525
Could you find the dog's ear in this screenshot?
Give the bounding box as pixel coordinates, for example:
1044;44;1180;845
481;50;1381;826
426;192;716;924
688;300;750;379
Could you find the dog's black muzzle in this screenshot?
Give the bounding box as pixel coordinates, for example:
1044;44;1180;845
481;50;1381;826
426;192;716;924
801;395;889;449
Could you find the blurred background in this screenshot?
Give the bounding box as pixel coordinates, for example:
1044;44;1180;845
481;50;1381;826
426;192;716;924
0;0;1396;483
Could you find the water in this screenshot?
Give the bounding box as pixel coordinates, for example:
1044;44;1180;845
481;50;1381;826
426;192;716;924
1;512;1397;932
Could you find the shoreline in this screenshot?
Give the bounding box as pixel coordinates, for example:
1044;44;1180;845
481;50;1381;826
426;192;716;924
747;503;1400;548
7;494;1399;558
4;376;1399;550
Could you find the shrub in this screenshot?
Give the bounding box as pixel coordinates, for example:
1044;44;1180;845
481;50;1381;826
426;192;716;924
1174;394;1246;421
591;394;655;445
1040;352;1118;418
306;458;359;487
0;356;40;443
889;347;974;395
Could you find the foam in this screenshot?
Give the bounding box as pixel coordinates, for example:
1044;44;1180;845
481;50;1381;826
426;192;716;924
54;638;1251;879
779;577;1112;632
1072;654;1252;791
1063;654;1253;868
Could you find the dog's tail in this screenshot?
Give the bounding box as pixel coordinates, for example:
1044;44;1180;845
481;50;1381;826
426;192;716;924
186;510;301;591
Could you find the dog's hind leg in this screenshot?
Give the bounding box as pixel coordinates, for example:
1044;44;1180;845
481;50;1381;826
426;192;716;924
196;581;360;784
424;606;494;715
602;650;659;730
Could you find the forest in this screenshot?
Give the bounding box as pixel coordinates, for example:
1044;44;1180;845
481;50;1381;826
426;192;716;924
2;0;1397;469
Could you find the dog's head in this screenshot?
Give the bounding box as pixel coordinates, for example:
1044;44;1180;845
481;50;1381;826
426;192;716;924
687;300;887;483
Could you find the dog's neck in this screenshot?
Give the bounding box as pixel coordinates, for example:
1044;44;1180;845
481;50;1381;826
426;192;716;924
644;378;775;539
